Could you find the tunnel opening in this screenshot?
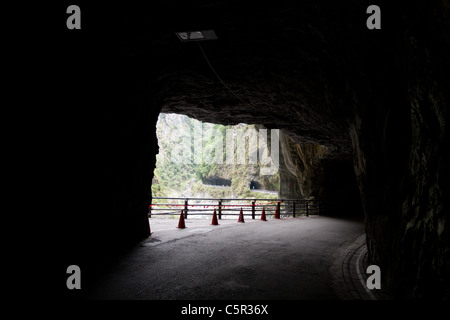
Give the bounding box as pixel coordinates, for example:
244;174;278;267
151;112;364;220
202;177;232;187
249;180;261;190
151;112;281;203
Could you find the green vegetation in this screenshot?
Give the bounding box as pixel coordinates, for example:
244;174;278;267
151;113;279;200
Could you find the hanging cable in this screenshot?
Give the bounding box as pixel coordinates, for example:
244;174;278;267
197;42;252;106
197;41;282;124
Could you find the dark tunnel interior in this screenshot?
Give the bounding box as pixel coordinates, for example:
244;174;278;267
36;0;450;301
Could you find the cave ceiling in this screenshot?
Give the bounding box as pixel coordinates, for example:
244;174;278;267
118;0;375;157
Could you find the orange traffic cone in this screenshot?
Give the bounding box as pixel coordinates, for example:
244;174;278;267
238;207;245;223
260;207;267;221
211;209;219;225
274;204;281;219
177;210;186;229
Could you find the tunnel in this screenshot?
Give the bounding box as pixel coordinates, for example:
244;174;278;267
249;181;261;190
45;0;449;301
203;177;232;187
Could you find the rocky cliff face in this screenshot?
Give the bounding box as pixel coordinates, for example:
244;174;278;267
153;113;279;198
51;0;449;299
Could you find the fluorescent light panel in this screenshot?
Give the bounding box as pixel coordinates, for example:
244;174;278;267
176;30;218;42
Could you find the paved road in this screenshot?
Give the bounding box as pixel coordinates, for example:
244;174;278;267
87;216;365;299
251;189;278;195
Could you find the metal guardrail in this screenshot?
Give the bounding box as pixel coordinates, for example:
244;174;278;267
149;197;320;219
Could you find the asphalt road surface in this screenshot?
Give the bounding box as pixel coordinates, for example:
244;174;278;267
87;215;365;299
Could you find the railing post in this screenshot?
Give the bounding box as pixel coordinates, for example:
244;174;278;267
306;201;309;217
292;201;296;218
252;201;255;219
218;200;222;220
184;199;188;219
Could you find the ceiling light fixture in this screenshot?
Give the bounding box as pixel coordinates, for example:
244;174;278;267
175;30;218;42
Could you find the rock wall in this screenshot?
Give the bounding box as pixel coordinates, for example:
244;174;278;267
279;132;362;216
347;0;450;298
